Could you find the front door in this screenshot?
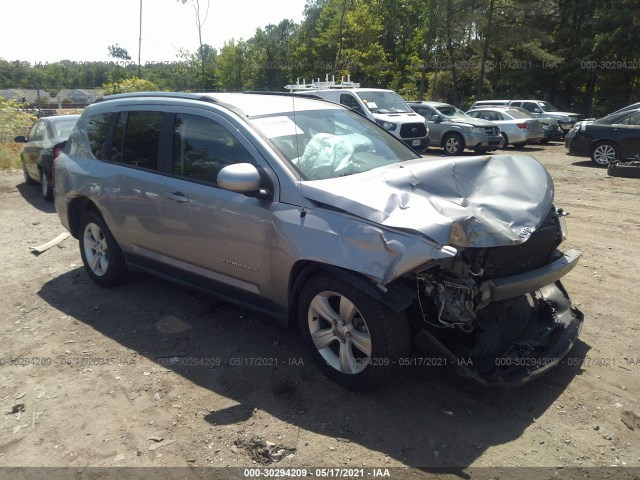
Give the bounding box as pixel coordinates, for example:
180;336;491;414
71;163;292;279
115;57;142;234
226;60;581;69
159;111;274;300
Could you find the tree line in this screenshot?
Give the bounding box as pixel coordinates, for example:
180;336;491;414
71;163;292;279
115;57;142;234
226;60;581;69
1;0;638;117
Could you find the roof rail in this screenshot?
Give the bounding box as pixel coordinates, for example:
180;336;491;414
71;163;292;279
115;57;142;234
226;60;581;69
284;74;360;92
96;91;220;104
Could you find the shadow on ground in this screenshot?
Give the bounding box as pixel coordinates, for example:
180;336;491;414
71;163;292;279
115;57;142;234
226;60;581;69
15;179;55;213
38;269;588;468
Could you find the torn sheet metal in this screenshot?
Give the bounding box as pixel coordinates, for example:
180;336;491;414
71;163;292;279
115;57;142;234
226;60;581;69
272;207;456;285
300;154;554;248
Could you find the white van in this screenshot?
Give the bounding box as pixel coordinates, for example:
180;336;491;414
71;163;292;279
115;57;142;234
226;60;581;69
286;76;429;151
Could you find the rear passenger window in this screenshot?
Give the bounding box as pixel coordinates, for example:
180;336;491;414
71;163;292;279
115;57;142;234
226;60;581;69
85;113;110;159
172;114;254;184
110;111;163;169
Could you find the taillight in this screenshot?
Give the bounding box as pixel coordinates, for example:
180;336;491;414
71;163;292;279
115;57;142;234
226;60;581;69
516;122;529;129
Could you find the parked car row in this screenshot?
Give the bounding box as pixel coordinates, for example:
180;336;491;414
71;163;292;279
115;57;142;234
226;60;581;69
470;99;582;135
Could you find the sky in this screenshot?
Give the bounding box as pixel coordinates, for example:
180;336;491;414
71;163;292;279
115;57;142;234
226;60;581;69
0;0;307;64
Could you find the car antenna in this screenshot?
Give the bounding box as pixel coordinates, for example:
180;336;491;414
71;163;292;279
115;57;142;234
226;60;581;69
291;89;307;218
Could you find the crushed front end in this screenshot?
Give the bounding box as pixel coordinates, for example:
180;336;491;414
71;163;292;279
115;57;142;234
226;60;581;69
408;206;583;385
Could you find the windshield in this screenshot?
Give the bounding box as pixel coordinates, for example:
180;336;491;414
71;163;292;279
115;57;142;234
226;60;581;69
538;101;558;112
50;117;78;138
355;91;412;114
250;108;419;180
436;105;471;120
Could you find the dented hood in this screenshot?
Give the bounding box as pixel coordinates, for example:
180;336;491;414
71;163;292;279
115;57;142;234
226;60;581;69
300;154;555;248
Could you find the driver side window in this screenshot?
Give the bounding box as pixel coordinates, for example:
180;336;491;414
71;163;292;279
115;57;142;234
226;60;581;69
172;114;254;185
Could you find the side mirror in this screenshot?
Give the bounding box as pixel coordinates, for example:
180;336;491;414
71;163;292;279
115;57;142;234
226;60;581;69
534;108;541;113
217;163;261;193
15;136;27;143
430;114;441;122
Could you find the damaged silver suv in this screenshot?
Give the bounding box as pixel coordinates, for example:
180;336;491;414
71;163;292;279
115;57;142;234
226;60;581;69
54;92;583;390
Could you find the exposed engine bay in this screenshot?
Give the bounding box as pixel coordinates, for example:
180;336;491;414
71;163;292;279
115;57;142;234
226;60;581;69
407;207;583;385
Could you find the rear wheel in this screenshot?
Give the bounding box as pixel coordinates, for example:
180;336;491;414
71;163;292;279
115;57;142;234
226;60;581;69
591;141;618;166
79;211;128;287
297;273;410;390
443;133;465;155
513;142;526;149
23;161;36;185
40;170;53;201
500;133;509;149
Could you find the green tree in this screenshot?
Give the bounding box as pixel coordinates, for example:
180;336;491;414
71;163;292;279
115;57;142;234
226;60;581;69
102;76;159;95
108;44;132;60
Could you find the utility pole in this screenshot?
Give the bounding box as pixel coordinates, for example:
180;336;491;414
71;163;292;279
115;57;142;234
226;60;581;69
138;0;143;76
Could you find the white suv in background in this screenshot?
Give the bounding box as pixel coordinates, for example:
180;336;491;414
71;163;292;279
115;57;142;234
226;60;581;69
287;77;429;151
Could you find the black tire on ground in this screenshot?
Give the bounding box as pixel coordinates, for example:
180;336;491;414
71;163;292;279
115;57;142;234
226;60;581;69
539;138;550;144
591;141;618;166
608;161;640;178
513;142;526;149
442;133;465;155
79;211;128;287
297;272;410;391
40;169;54;201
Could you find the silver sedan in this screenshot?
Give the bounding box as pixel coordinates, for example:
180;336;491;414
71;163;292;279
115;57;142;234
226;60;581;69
467;107;545;148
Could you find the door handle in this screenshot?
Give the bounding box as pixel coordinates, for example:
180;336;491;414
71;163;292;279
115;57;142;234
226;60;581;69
165;192;190;203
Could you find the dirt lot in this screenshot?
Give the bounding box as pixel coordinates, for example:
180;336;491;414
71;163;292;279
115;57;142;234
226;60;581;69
0;142;639;477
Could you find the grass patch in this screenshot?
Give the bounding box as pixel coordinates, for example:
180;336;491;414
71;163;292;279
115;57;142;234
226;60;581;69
0;143;22;170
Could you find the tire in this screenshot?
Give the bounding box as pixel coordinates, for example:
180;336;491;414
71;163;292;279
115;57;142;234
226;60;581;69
40;169;53;201
442;133;465;155
79;211;128;287
539;138;550;144
500;133;509;149
513;142;526;149
23;162;36;185
608;161;640;178
297;273;410;391
591;141;618;166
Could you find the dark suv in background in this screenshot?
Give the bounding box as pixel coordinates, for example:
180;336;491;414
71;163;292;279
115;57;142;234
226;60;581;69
53;92;583;390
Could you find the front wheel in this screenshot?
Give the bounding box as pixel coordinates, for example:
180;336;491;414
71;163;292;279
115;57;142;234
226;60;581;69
442;133;465;155
297;273;410;390
79;211;128;287
591;141;618;166
500;133;509;149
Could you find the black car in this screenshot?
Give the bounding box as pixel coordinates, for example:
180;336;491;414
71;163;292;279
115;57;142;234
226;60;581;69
565;108;640;166
15;114;80;200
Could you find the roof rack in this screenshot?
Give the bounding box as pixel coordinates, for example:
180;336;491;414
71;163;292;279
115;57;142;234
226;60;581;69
96;91;220;104
284;74;360;92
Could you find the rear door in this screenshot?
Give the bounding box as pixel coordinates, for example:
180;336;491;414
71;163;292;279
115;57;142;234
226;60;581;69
98;109;166;260
159;110;274;301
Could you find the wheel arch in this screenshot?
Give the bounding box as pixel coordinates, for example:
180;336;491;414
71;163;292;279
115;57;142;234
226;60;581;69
440;129;463;147
590;139;619;156
67;196;100;239
287;261;415;325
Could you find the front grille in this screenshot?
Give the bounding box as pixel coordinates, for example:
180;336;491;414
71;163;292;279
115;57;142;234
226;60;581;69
400;122;427;138
484;126;500;136
462;210;563;279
